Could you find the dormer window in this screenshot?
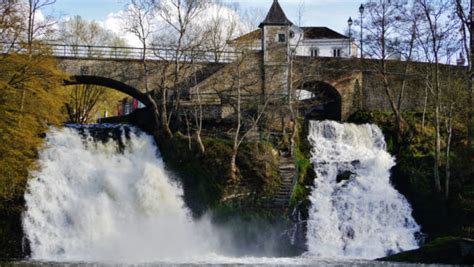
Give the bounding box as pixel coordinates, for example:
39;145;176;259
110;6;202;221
278;33;286;43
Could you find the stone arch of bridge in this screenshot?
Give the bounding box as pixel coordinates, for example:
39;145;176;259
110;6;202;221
63;75;150;106
296;80;342;121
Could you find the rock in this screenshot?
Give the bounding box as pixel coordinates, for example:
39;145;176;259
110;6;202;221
379;237;474;265
336;170;353;183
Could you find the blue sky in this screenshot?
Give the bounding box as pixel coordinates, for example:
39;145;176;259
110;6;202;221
45;0;362;35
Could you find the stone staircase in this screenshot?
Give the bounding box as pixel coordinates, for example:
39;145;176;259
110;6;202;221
271;151;297;209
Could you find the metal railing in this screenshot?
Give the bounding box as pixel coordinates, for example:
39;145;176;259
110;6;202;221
0;42;242;63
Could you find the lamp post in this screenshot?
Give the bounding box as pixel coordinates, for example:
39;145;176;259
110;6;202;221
348;17;353;57
359;4;365;58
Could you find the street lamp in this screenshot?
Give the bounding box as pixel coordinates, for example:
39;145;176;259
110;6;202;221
348;17;353;57
359;4;365;58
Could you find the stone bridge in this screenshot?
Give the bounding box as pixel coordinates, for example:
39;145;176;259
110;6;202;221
51;43;429;122
55;43;235;98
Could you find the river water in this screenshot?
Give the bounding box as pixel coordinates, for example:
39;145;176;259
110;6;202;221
14;123;446;266
4;258;459;267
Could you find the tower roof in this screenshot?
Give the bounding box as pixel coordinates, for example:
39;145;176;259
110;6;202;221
259;0;293;28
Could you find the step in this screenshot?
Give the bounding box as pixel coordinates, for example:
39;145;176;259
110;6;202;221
280;165;294;168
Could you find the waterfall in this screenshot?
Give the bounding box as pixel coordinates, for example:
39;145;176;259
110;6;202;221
23;125;217;262
306;120;420;259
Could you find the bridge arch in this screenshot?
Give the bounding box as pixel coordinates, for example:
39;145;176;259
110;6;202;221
63;75;150;106
297;80;342;121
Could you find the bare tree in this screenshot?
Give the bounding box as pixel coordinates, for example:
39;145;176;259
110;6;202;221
363;0;410;138
442;74;461;198
157;0;207;124
123;0;163;134
416;0;459;193
25;0;56;46
287;3;306;155
201;2;241;62
229;53;272;181
58;16;116;56
57;16;126;123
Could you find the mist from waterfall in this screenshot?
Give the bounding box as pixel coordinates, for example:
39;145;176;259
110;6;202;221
22;125;219;262
306;120;420;259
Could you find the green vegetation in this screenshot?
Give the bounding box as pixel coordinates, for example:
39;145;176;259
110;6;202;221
0;47;67;210
289;120;314;209
157;133;281;216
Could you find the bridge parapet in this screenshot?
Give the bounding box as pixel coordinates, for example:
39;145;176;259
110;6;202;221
1;42;242;63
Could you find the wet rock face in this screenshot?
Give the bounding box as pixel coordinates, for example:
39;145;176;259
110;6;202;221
0;210;30;260
66;124;136;152
380;237;474;265
336;170;353;183
288;199;311;253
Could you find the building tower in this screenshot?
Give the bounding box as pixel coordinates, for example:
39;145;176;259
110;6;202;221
259;0;292;96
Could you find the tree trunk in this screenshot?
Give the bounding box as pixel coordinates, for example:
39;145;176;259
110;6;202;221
230;147;238;181
382;74;405;139
469;0;474;150
192;61;205;153
445;106;453;198
231;63;242;182
196;130;205;153
288;53;297;155
161;87;172;138
422;74;429;132
434;63;442;193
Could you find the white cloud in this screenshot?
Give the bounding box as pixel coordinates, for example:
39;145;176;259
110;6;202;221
100;1;251;48
102;10;143;47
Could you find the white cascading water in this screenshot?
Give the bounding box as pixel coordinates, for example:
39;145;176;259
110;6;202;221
23;126;218;262
306;120;420;259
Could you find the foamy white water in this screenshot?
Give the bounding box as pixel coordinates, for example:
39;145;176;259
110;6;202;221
306;121;420;259
23;126;218;262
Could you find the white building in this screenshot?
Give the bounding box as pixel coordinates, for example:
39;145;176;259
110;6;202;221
232;0;358;58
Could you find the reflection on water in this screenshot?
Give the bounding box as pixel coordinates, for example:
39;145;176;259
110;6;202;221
2;258;465;267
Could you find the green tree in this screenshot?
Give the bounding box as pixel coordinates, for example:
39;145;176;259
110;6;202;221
0;1;66;207
0;50;67;207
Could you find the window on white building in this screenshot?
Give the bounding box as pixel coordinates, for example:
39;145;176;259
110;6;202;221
333;48;342;57
310;48;319;57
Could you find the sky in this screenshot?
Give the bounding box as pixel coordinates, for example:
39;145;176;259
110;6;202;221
44;0;363;36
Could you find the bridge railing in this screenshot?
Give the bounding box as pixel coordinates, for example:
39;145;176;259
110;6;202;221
0;42;242;63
